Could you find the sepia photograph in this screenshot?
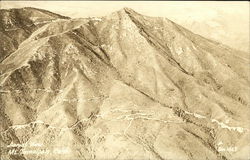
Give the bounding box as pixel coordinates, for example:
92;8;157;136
0;1;249;160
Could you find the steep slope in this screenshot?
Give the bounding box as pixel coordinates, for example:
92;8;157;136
0;7;69;62
0;8;249;160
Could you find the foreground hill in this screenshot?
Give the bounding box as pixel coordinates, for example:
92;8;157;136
0;7;249;160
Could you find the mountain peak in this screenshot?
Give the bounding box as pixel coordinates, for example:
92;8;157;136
122;7;135;12
115;7;139;16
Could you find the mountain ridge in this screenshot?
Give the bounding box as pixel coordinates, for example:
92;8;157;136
0;7;69;62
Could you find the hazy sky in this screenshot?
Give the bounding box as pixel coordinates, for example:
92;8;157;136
1;1;249;52
1;1;248;19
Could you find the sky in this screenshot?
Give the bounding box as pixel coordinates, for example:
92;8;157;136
1;1;249;52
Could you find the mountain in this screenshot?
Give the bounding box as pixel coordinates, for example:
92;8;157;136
0;7;249;160
0;7;69;62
